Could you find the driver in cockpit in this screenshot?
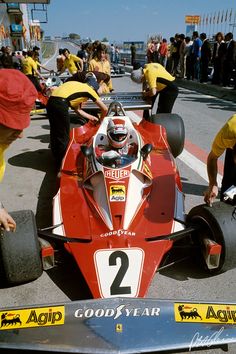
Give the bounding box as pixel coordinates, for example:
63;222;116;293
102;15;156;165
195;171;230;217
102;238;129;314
96;118;138;167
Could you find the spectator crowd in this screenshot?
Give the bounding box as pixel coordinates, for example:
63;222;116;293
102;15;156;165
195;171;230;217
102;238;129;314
144;31;236;89
2;31;235;91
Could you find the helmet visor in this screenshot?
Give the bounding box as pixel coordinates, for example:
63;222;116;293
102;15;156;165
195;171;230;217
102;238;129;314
110;132;127;142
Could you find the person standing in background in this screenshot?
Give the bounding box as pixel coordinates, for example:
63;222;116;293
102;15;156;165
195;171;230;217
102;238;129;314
158;39;168;68
21;49;45;92
212;32;226;85
185;36;194;80
200;32;212;83
222;32;236;87
77;43;89;72
0;46;14;68
89;43;113;93
57;48;83;75
56;48;65;72
115;46;120;64
178;34;186;78
130;42;136;67
192;31;202;81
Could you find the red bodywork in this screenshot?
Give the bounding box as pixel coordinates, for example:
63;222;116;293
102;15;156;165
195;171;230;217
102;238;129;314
53;117;184;298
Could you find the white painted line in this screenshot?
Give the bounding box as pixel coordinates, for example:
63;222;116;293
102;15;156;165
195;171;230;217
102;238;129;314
43;43;59;67
178;148;222;185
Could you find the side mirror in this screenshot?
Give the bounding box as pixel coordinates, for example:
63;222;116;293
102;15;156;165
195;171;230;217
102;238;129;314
80;145;93;158
140;144;153;161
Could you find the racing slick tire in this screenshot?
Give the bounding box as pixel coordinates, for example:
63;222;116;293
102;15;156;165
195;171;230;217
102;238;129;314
187;202;236;273
148;114;185;158
0;210;43;285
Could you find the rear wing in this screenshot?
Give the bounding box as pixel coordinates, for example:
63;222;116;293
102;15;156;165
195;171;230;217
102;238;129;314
0;297;236;353
31;92;151;116
84;91;151;111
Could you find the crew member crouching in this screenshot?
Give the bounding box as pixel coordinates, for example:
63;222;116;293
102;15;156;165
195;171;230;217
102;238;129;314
131;62;178;118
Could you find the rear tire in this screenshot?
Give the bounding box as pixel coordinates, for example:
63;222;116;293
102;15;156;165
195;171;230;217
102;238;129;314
148;113;185;158
0;210;43;285
187;202;236;273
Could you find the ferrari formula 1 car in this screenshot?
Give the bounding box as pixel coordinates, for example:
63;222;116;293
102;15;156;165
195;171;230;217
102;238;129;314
2;100;236;293
1;100;236;353
50;101;236;298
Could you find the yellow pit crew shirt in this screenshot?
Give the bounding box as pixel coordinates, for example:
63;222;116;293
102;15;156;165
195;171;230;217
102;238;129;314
62;54;83;75
51;81;100;108
21;56;38;76
89;59;113;92
143;63;175;92
212;114;236;157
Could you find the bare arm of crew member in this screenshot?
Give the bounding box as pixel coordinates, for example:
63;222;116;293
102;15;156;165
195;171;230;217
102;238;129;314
142;81;156;97
38;63;51;72
204;150;219;205
95;99;108;119
75;107;99;122
143;87;157;97
75;57;83;72
0;206;16;232
35;68;45;81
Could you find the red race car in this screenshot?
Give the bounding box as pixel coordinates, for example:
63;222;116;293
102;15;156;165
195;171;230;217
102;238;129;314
4;100;236;290
1;100;236;353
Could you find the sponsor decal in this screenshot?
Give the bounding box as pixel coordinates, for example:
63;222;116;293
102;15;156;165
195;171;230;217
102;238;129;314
110;185;126;202
102;95;141;101
105;169;130;180
0;306;64;330
74;304;160;319
100;229;136;237
175;303;236;324
116;323;123;333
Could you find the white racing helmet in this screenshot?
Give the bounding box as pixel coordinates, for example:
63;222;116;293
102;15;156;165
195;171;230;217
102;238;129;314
107;118;128;149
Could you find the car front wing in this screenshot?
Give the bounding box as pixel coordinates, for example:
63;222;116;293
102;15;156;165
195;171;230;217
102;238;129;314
0;297;236;353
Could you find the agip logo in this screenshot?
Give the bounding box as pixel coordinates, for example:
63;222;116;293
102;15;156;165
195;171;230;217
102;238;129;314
0;306;65;330
110;185;126;202
175;303;236;324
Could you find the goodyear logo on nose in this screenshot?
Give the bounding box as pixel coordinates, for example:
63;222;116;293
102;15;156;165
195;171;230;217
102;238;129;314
175;303;236;324
0;306;65;330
